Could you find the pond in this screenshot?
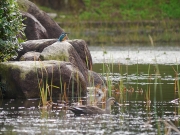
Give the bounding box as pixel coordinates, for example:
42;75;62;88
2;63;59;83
0;46;180;134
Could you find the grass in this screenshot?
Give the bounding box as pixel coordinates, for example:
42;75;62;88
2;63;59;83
83;0;180;21
36;62;53;109
51;0;180;22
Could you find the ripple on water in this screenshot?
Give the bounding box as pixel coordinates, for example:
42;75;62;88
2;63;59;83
0;87;180;134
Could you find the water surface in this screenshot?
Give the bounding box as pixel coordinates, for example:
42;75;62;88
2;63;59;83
0;46;180;134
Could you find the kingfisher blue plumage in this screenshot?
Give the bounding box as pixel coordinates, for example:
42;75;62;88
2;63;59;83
58;32;69;42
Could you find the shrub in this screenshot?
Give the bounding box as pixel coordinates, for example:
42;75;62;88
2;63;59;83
0;0;25;62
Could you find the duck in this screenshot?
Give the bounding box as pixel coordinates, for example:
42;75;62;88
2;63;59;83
68;97;119;116
58;32;69;42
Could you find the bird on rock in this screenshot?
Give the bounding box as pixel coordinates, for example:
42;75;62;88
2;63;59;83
58;32;69;42
68;97;119;116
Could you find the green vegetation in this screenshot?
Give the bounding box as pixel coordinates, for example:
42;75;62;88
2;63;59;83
79;0;177;21
54;0;180;22
0;0;25;62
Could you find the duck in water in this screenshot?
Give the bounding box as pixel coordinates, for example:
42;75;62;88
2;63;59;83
68;97;119;116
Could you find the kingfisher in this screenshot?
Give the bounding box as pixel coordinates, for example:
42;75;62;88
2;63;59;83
58;32;69;42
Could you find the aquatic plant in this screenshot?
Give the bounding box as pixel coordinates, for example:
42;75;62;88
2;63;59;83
36;62;52;109
116;63;126;104
145;64;151;109
35;61;61;109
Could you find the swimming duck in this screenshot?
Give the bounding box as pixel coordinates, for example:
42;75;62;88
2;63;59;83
68;97;119;116
58;32;69;42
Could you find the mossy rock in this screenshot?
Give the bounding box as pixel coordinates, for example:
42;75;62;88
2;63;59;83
17;0;32;12
0;61;87;99
17;0;63;39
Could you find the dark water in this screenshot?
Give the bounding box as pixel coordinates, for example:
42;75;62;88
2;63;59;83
1;46;180;134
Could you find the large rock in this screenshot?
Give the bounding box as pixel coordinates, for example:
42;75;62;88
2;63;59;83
40;41;89;83
20;51;41;61
0;61;87;99
17;39;57;60
18;39;91;84
3;38;107;99
17;0;63;39
22;12;48;40
18;39;92;70
17;39;104;86
67;39;92;70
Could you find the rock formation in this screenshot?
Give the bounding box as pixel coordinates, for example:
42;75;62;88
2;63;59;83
0;61;86;98
0;39;106;99
0;1;106;99
17;0;63;40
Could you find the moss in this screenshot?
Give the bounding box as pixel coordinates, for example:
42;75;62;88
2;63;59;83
0;62;39;98
40;54;69;61
0;63;9;82
17;0;30;12
0;62;34;81
0;63;18;97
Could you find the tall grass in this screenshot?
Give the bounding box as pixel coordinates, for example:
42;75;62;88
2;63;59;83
149;34;166;134
145;64;151;109
36;62;52;109
172;64;180;119
135;58;139;101
36;62;47;108
118;63;125;104
35;60;86;108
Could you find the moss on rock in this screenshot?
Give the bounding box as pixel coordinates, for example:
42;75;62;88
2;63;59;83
17;0;31;12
